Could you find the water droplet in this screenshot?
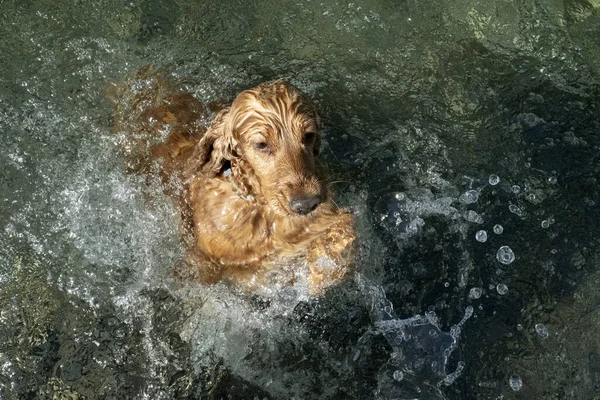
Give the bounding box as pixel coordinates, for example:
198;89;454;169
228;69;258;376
469;287;482;299
465;210;483;223
512;185;521;194
535;323;549;340
475;230;488;242
393;370;404;381
496;283;509;295
541;220;549;229
496;246;515;265
509;375;523;391
493;224;504;234
460;190;479;204
489;174;500;185
509;204;523;216
548;176;557;184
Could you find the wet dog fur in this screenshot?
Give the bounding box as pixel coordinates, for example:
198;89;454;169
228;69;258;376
109;66;355;294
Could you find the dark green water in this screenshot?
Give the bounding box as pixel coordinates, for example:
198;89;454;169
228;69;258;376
1;0;600;399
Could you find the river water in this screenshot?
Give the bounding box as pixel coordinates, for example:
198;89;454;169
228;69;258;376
1;0;599;399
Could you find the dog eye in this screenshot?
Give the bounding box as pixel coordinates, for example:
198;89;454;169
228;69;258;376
303;132;316;145
254;141;270;153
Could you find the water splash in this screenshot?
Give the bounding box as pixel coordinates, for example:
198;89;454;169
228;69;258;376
357;275;472;399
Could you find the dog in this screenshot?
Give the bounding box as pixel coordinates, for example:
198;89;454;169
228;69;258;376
109;66;355;294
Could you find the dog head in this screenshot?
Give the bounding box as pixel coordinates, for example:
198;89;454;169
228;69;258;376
189;81;327;216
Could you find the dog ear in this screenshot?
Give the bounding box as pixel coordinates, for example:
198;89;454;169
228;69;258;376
187;107;233;177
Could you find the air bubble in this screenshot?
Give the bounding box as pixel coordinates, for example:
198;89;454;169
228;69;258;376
509;375;523;391
548;176;557;184
509;204;523;216
496;246;515;265
459;190;479;204
535;323;549;340
493;224;504;234
469;287;482;299
475;230;487;242
511;185;521;194
496;283;509;295
393;370;404;381
465;210;483;224
488;174;500;185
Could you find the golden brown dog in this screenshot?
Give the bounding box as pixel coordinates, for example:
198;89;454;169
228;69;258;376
110;66;355;294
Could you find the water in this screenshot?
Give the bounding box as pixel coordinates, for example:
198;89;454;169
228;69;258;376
2;0;600;399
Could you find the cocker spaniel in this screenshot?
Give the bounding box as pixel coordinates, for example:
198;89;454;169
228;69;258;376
110;66;355;294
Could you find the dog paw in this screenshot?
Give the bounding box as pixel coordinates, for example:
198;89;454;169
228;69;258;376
306;214;356;294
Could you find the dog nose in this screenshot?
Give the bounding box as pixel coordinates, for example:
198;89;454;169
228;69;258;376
289;195;321;215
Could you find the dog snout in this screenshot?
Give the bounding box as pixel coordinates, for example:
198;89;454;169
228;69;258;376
289;195;322;215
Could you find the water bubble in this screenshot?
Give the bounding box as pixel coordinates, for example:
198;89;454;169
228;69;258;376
509;375;523;391
493;224;504;234
469;287;482;299
489;174;500;185
465;210;483;224
509;204;523;216
535;323;549;340
475;230;488;242
496;246;515;265
541;220;550;229
496;283;509;295
511;185;521;194
548;176;557;184
459;190;479;204
393;370;404;381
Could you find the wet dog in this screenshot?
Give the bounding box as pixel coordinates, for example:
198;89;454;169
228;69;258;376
109;66;355;294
